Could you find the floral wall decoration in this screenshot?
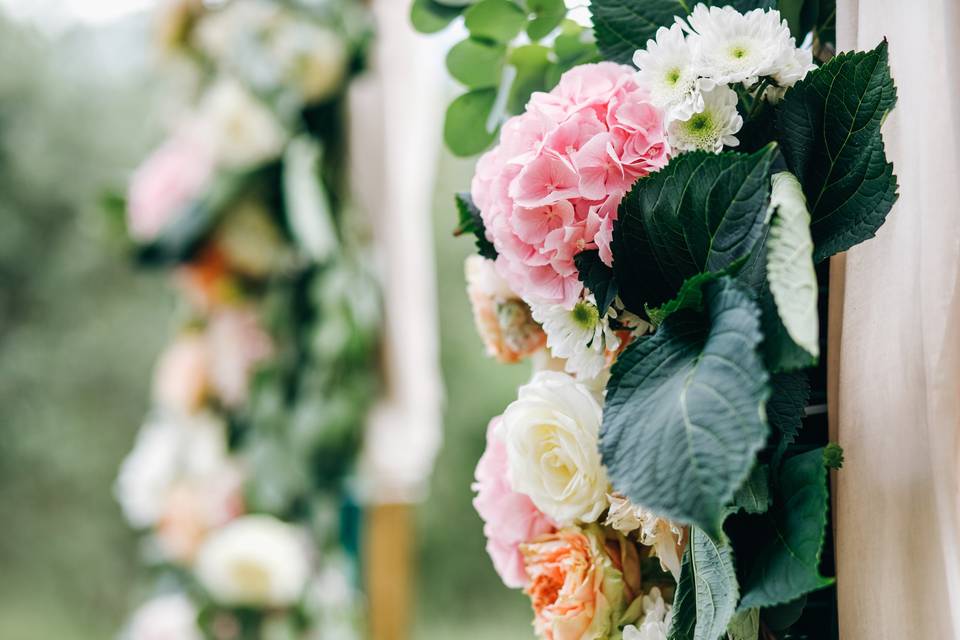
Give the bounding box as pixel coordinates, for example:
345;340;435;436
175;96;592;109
112;1;380;637
415;0;895;638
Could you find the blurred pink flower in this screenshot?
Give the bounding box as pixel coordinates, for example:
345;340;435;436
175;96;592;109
127;130;214;242
473;417;556;588
207;307;274;408
471;63;669;308
152;332;210;415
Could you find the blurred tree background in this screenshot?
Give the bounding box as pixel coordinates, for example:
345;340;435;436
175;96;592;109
0;7;538;639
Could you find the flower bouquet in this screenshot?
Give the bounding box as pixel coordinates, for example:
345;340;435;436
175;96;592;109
111;1;378;637
415;1;896;638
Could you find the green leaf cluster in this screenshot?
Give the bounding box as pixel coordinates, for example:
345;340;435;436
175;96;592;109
412;0;599;156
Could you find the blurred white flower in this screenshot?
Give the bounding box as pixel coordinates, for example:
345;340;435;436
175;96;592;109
530;295;619;381
633;24;709;122
503;371;609;525
124;593;202;640
682;6;797;86
115;412;235;530
270;20;347;103
605;493;685;579
198;77;287;168
196;514;312;607
215;199;287;277
622;587;673;640
667;84;743;153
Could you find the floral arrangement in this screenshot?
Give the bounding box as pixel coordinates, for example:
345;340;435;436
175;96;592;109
112;1;378;638
416;1;895;638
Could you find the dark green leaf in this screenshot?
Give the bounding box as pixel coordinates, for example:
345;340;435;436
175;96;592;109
443;88;499;157
446;38;505;88
410;0;463;34
574;250;617;315
590;0;687;65
761;596;807;631
646;270;722;326
738;448;834;610
526;0;567;40
733;464;770;515
776;40;898;261
613;145;778;312
455;192;498;259
463;0;527;43
432;0;475;6
601;278;769;537
760;286;817;372
727;608;760;640
668;527;739;640
766;370;810;472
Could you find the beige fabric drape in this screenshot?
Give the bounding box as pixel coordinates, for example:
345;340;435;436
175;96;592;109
349;0;446;504
831;1;960;637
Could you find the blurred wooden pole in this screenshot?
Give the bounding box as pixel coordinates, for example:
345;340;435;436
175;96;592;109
366;504;413;640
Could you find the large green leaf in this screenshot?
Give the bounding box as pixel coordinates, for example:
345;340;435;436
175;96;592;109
766;370;809;472
574;250;617;315
726;608;760;640
775;40;898;262
737;448;834;610
446;38;505;89
600;277;769;537
463;0;527;43
613;145;778;312
733;464;770;515
766;171;819;360
668;527;739;640
759;286;816;372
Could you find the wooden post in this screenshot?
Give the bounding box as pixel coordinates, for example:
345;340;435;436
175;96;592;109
365;504;413;640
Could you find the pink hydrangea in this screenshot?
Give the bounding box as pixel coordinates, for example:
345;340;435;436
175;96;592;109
473;417;556;588
471;63;670;308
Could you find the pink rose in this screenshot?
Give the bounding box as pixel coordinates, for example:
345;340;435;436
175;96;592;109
473;417;556;588
471;63;669;308
127;129;214;242
152;332;210;415
206;307;274;408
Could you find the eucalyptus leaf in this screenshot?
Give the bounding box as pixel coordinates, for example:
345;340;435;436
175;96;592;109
766;171;818;360
668;527;739;640
410;0;463;34
446;38;505;88
526;0;567;40
506;44;554;114
614;145;778;313
776;40;898;261
464;0;527;43
443;88;499;157
737;448;834;610
601;277;769;537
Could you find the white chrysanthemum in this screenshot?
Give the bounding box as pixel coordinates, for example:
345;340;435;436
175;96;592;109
622;588;673;640
196;515;312;607
667;84;743;153
530;296;620;381
633;24;711;121
503;371;610;525
124;593;202;640
763;45;816;103
682;5;796;86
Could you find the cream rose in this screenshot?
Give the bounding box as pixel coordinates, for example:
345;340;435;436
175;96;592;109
195;515;312;607
503;371;610;526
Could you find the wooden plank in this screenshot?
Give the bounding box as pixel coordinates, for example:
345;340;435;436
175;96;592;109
366;504;413;640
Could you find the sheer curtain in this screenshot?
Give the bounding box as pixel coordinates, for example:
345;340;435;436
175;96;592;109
831;2;960;637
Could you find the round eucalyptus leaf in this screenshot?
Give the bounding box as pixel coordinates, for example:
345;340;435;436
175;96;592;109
526;0;566;40
444;89;499;157
445;38;505;88
463;0;527;43
410;0;462;34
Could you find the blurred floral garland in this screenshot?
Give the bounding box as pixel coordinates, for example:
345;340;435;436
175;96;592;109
112;1;379;638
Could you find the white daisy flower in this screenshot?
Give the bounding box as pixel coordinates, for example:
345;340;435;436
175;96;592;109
530;296;620;381
763;45;816;103
667;84;743;153
622;587;673;640
632;24;712;122
681;5;797;86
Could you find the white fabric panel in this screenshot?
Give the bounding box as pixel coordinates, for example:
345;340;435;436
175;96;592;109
350;0;446;504
833;2;960;637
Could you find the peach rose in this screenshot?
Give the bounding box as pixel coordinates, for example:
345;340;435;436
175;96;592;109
466;256;546;363
152;332;210;414
522;526;641;640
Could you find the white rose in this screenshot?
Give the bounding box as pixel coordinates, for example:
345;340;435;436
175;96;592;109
124;593;202;640
198;77;287;169
196;515;312;607
503;371;609;525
